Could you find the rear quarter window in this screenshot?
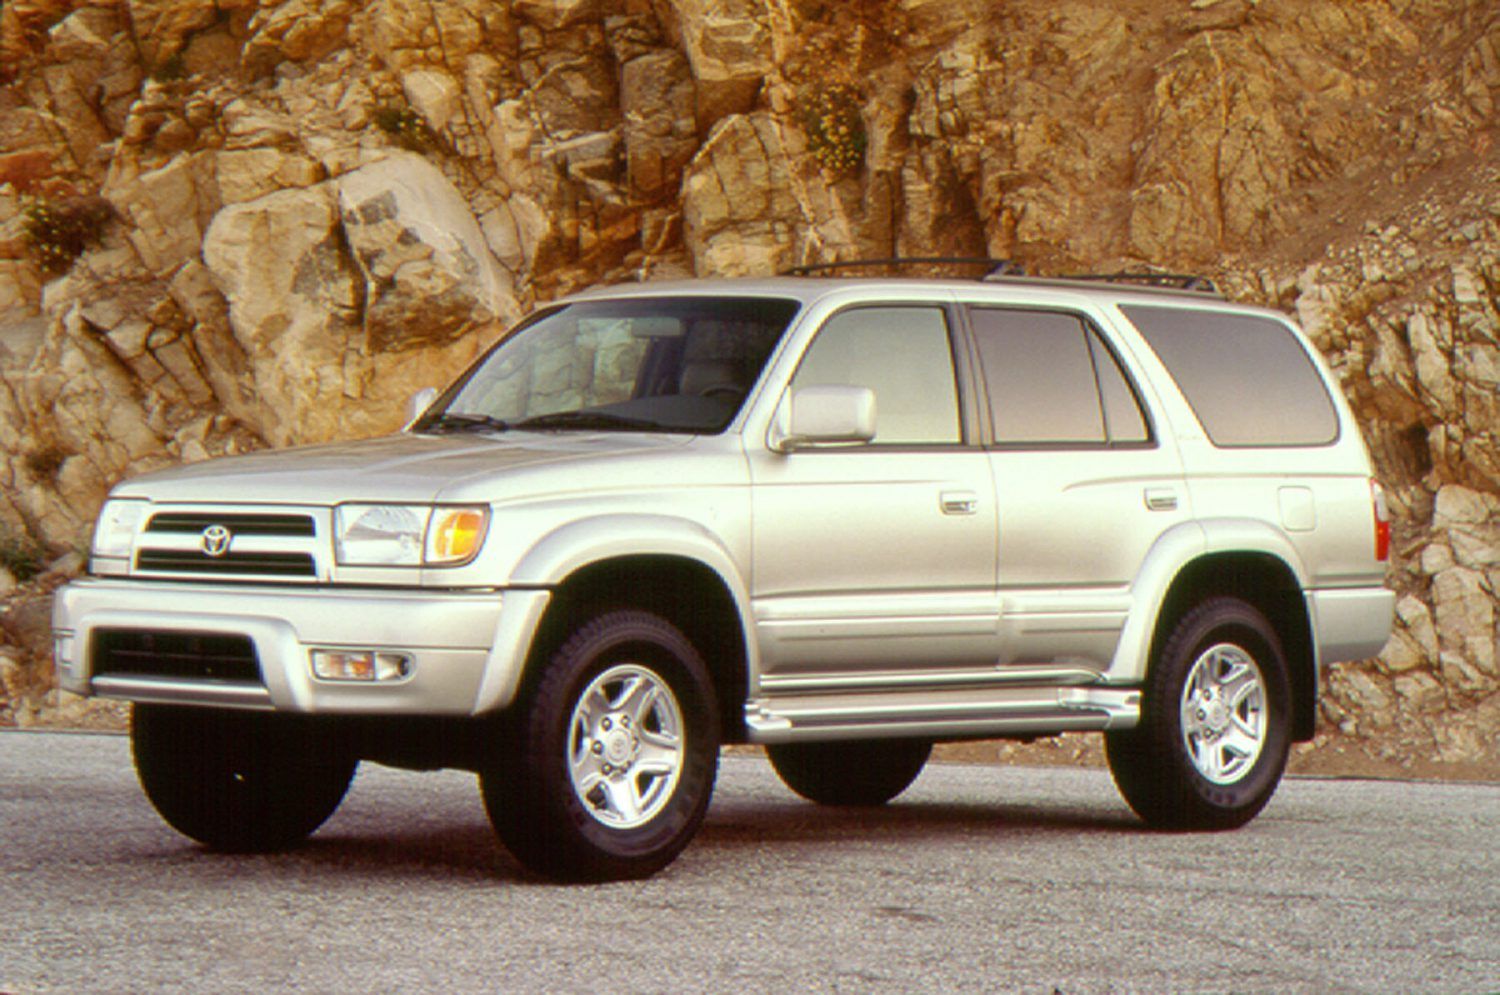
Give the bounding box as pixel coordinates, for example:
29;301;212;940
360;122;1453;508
1120;305;1339;448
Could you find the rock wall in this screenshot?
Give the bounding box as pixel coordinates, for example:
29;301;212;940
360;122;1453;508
0;0;1495;767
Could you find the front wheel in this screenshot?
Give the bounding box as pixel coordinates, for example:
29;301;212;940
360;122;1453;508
767;739;932;806
482;611;719;881
1106;597;1291;830
132;705;356;852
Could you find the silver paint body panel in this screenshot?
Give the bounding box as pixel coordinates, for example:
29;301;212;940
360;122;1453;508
53;277;1393;738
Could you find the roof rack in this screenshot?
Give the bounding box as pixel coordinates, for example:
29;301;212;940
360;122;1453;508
779;257;1222;298
781;257;1027;278
1045;271;1220;294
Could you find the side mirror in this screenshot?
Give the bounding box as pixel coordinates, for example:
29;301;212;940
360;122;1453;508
405;387;439;429
770;385;877;453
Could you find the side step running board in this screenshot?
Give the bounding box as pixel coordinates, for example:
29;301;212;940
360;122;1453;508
744;685;1140;744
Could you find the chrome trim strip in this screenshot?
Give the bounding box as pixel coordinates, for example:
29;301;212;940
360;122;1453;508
744;685;1140;743
90;676;274;710
759;665;1103;693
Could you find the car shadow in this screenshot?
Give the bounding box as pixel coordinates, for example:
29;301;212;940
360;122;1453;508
134;768;1146;884
698;795;1145;846
185;799;1143;884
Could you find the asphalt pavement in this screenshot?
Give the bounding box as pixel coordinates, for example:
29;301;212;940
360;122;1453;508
2;730;1496;993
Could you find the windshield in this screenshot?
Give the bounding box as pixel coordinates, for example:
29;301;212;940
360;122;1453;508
417;296;801;435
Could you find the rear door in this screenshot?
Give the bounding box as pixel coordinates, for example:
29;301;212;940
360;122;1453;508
966;305;1190;672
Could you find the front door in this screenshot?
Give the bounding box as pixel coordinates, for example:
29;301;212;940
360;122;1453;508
749;304;998;685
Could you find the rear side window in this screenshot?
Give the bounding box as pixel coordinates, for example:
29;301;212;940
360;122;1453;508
968;308;1151;446
1121;305;1338;447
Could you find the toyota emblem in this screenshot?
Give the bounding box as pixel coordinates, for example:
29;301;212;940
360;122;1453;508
200;524;233;558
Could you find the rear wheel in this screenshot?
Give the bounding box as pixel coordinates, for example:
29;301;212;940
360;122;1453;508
1106;597;1291;830
767;739;932;806
482;610;719;882
132;705;356;852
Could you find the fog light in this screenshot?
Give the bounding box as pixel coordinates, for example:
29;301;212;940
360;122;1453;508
311;649;412;682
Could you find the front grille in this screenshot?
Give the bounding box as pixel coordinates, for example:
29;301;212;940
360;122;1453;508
145;512;316;537
132;508;322;579
93;629;261;683
135;549;317;577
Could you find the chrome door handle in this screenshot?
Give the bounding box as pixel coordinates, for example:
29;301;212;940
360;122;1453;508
1144;488;1179;512
941;491;979;515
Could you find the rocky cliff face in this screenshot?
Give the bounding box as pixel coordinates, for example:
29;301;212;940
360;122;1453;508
1;0;1495;770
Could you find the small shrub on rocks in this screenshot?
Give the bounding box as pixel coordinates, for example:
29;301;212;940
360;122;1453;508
0;531;46;584
21;195;112;275
374;103;439;153
801;83;866;175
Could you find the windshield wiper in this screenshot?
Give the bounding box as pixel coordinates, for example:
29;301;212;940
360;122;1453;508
424;412;512;433
513;410;666;432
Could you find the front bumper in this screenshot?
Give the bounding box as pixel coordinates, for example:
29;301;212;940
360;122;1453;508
52;578;550;715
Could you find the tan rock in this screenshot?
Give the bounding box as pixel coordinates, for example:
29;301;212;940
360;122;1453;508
1392;671;1446;715
202;183;356;445
682;113;800;276
513;0;602;31
1431;566;1497;679
622;49;697;202
215;148;324;205
336;152;517;353
1406;309;1458;409
1395;594;1441;660
1379;629;1426;674
363;0;494;71
245;0;356;71
1434;485;1491;527
401;69;463;133
105;153;220;275
1337;668;1394;723
656;0;772;129
124;0;219;67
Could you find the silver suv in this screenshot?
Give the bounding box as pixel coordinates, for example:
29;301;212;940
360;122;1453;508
54;272;1395;880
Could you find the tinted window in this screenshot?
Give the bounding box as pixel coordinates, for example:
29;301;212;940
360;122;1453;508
971;309;1101;443
792;306;960;444
426;297;798;434
1089;332;1151;444
1121;305;1338;447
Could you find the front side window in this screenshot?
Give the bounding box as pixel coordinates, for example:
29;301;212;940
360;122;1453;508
790;306;961;445
1121;305;1338;447
419;296;799;435
969;308;1151;446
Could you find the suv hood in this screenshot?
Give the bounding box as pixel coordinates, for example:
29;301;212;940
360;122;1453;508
113;432;694;506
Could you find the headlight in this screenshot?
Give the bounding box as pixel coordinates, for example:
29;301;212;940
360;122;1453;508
92;499;147;559
334;504;489;567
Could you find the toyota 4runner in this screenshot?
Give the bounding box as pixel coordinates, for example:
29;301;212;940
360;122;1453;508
53;269;1395;880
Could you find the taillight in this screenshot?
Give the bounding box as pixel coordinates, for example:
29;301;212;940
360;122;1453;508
1371;479;1391;562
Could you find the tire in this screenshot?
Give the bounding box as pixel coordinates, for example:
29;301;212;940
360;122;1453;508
481;610;720;882
1105;597;1291;830
767;739;931;806
132;704;356;852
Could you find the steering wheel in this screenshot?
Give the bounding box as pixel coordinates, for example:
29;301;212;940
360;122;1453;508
698;384;745;402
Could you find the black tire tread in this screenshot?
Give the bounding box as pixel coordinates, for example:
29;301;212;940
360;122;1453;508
767;738;932;806
1105;596;1291;831
132;705;355;853
481;610;719;882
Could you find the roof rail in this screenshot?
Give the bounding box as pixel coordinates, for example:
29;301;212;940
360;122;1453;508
779;258;1222;297
781;257;1027;278
1042;271;1221;295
